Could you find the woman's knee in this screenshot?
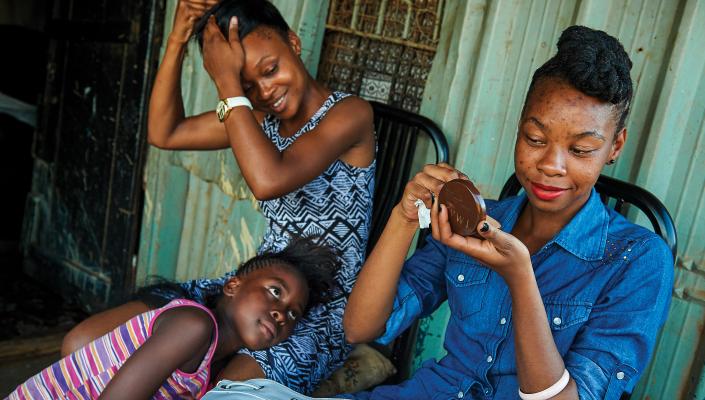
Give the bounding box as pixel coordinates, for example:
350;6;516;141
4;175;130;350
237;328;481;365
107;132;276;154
60;300;149;356
61;320;96;356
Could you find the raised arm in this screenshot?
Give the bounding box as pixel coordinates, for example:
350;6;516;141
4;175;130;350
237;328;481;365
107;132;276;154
98;307;214;400
199;17;374;199
344;164;463;343
147;0;231;150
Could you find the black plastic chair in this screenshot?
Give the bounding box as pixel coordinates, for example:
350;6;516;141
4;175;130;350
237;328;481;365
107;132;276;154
366;101;449;255
499;173;677;259
500;173;677;400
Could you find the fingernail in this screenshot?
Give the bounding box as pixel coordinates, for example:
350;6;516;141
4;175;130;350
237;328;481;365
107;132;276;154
480;222;489;233
230;16;238;27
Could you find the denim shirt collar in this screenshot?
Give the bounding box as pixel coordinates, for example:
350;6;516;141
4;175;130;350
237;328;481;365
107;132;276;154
496;188;609;261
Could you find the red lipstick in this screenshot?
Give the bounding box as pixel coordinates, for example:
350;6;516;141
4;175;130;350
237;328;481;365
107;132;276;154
530;182;567;201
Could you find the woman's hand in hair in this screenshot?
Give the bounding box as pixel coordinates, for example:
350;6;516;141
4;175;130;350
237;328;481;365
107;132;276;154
170;0;218;45
202;15;246;96
431;206;533;285
398;163;466;224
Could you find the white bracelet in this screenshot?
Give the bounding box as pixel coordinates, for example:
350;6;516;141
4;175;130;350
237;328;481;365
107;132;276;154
518;369;570;400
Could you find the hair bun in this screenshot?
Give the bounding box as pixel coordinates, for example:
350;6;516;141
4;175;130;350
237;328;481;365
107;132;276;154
554;25;632;104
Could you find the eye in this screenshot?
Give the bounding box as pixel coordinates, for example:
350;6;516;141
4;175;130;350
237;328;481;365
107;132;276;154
264;64;278;76
570;147;596;156
268;286;281;299
286;310;298;321
524;133;545;146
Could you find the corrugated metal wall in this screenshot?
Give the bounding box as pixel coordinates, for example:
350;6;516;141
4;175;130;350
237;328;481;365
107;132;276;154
137;0;705;398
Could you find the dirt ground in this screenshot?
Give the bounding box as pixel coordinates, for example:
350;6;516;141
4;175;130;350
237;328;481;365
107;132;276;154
0;250;86;396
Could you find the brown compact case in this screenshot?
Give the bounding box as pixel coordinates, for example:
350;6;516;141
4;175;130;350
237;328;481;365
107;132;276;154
438;179;487;238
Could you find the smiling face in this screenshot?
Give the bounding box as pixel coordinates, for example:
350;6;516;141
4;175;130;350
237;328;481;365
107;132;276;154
222;263;309;350
514;77;626;218
239;26;308;120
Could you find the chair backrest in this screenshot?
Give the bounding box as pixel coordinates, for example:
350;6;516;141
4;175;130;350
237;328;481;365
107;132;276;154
499;173;677;259
367;101;449;255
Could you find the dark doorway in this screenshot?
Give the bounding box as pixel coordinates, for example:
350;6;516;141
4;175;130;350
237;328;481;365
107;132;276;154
20;0;166;312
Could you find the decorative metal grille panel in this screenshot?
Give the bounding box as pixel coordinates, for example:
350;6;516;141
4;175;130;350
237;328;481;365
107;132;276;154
318;0;443;112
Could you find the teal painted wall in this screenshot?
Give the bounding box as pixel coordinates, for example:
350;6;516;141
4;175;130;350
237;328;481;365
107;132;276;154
137;0;705;398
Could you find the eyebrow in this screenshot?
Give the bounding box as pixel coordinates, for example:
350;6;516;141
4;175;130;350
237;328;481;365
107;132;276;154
572;130;606;141
271;277;289;293
527;117;606;141
527;117;547;131
255;55;275;69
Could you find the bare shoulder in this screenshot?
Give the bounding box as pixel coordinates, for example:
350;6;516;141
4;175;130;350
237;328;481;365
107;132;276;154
320;95;374;136
334;95;373;124
322;96;375;167
153;305;214;343
338;95;374;115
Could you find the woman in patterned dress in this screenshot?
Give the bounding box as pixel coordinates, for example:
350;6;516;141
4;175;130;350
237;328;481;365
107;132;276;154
60;0;376;395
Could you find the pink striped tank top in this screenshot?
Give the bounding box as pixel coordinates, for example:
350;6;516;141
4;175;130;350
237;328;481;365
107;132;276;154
7;299;218;400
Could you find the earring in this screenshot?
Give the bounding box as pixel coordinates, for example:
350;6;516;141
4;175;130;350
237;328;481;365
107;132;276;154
607;159;616;165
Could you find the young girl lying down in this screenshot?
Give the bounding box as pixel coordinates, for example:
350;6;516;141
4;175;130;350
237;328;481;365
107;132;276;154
8;237;337;400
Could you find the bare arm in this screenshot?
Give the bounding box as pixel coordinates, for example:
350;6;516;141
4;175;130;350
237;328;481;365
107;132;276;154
344;164;464;343
344;205;418;343
98;307;214;400
152;16;375;199
508;270;578;398
432;206;578;399
147;0;230;150
202;18;374;199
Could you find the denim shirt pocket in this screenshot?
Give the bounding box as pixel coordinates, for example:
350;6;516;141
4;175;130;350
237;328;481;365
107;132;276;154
543;297;593;331
444;253;490;319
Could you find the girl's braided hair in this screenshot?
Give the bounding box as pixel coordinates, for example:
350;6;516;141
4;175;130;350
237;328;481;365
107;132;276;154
136;236;339;311
235;236;339;309
527;25;634;134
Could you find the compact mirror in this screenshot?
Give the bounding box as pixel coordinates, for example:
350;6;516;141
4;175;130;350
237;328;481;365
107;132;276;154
438;178;487;238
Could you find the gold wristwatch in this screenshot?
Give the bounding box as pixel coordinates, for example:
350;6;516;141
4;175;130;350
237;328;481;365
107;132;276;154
216;96;253;122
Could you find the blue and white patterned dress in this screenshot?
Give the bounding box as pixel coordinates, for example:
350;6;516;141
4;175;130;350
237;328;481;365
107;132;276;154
177;91;375;394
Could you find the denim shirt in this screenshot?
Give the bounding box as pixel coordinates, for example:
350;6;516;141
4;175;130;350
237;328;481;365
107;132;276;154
371;189;674;400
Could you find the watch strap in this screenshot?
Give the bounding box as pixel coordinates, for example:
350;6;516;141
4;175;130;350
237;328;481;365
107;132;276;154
224;96;253;110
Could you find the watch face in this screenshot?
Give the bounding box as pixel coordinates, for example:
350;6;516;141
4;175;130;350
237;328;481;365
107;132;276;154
216;100;227;121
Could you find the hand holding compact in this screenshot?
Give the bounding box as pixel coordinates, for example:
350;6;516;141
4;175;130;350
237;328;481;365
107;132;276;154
202;16;246;95
398;163;467;224
431;183;530;282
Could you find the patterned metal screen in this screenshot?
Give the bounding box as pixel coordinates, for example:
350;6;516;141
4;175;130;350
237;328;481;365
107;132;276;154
317;0;443;112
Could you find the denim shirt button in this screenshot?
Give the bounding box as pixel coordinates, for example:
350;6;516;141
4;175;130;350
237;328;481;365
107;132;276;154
617;371;625;380
500;317;507;325
457;274;465;282
457;391;464;398
486;355;493;363
553;317;562;326
484;388;490;395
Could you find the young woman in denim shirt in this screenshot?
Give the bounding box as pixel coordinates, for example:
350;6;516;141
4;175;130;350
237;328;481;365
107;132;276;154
343;26;674;400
